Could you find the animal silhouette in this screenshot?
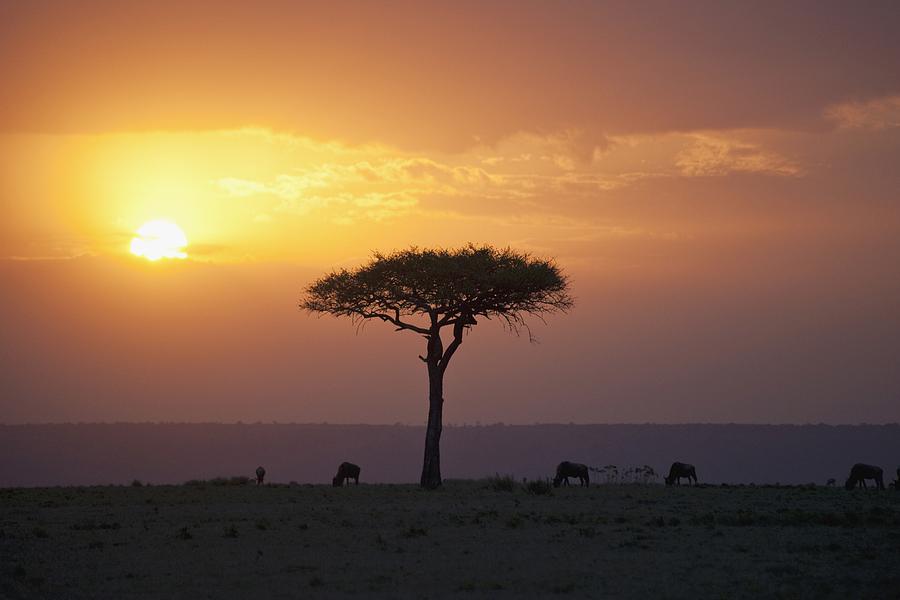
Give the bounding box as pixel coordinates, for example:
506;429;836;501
255;466;266;486
844;463;884;490
553;461;590;487
664;462;698;486
826;478;836;487
332;462;361;487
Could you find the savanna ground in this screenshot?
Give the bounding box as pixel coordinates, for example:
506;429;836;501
2;479;899;599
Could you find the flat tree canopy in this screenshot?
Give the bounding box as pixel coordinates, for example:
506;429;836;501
301;245;573;488
302;245;572;336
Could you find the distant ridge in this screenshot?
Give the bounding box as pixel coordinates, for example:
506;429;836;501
2;423;898;487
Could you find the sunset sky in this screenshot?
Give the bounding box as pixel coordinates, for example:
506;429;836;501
2;1;898;425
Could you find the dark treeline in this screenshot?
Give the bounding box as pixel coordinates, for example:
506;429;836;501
1;423;898;487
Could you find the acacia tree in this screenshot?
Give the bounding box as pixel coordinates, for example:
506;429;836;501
301;245;573;489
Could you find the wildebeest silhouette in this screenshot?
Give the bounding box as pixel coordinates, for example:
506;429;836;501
844;463;884;490
255;466;266;486
664;462;698;486
826;478;836;487
553;461;589;487
332;462;361;487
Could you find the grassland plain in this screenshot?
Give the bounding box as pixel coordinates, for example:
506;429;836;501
1;481;899;599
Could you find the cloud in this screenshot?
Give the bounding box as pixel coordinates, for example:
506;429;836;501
675;135;803;177
825;95;900;130
210;127;807;231
215;178;268;197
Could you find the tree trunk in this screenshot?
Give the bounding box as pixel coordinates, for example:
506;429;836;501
420;361;444;489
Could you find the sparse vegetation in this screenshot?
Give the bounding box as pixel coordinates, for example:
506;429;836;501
184;476;252;487
485;474;517;492
525;479;553;495
2;481;898;598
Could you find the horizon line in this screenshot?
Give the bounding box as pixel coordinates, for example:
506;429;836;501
2;421;898;428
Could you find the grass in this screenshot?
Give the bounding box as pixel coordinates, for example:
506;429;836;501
1;481;898;598
525;478;553;495
184;476;252;487
484;473;517;492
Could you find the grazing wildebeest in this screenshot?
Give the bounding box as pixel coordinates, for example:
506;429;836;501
332;462;361;487
844;463;884;490
552;461;590;487
664;462;698;486
255;466;266;486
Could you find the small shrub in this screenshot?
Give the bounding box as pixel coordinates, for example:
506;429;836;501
505;515;523;529
223;525;239;538
130;479;143;487
32;527;49;539
256;519;271;531
486;474;517;492
309;576;324;587
525;479;553;496
176;527;192;540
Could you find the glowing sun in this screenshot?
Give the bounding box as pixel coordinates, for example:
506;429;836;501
130;220;188;260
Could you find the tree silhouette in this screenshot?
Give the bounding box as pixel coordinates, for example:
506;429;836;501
301;245;573;488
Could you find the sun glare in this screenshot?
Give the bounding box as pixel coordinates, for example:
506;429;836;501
130;220;188;260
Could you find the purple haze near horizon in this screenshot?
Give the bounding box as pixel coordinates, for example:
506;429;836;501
1;254;898;426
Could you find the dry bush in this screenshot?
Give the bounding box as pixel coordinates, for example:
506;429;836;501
485;474;517;492
525;479;553;495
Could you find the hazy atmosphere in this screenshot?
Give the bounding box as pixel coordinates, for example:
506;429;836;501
2;1;899;426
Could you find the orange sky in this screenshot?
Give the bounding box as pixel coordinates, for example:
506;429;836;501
1;1;899;424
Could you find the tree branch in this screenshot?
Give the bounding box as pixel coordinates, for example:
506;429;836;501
439;314;474;374
357;310;431;335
